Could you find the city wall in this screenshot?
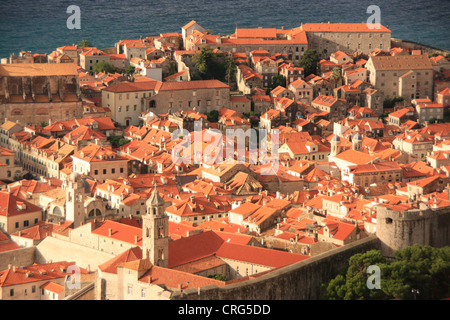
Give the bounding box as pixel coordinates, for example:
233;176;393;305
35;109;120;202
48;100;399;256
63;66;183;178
376;205;450;257
0;247;35;270
171;235;380;300
391;38;450;55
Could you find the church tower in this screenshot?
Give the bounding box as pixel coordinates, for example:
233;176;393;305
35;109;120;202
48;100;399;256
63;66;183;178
142;187;169;268
63;172;89;228
330;135;341;156
352;132;363;151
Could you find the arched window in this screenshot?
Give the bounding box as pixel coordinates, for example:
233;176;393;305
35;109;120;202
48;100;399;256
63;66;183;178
53;207;63;216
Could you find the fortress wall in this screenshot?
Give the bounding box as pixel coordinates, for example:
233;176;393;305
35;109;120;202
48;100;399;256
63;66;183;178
170;235;380;300
391;38;450;55
376;206;450;257
0;247;35;270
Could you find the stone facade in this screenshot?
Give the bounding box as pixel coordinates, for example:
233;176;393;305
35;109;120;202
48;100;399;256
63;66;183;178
376;204;450;257
365;55;434;101
301;23;391;58
0;64;82;125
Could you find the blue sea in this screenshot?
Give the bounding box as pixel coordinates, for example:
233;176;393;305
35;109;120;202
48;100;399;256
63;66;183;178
0;0;449;59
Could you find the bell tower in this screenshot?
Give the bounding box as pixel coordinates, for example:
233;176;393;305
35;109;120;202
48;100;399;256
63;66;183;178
352;133;363;151
142;187;169;268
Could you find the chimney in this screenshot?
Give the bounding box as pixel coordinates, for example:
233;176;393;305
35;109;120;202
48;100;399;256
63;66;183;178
108;228;112;237
134;234;139;244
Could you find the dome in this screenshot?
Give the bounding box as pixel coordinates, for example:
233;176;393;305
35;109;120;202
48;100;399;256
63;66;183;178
146;188;165;207
331;135;341;143
353;132;363;141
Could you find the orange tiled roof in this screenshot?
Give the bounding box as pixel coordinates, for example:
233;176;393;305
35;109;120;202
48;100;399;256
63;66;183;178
301;23;390;33
0;262;88;287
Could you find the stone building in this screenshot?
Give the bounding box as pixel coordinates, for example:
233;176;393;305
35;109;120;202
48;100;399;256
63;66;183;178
300;23;391;58
376;202;450;257
71;143;129;183
0;261;89;300
142;188;169;268
365;54;434;101
185;27;308;64
102;79;230;127
311;95;348;122
0;192;42;234
392;131;434;161
79;49;129;72
40;173;110;228
0;63;82;125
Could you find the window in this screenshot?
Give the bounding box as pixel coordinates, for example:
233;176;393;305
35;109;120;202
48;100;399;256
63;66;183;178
94;170;98;175
128;286;133;295
112;168;115;174
32;285;36;293
10;289;14;297
24;220;29;227
141;289;146;298
120;168;124;173
103;169;106;174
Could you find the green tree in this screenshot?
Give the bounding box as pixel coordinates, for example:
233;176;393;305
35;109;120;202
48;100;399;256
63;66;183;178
193;46;226;81
204;110;219;123
92;61;117;74
39;121;48;128
125;65;135;75
322;245;450;300
194;47;214;78
271;75;286;90
298;49;320;77
108;136;129;148
322;250;388;300
169;61;177;76
78;40;93;48
225;57;237;87
383;96;405;109
382;245;450;300
331;67;342;81
429;117;437;124
208;273;228;281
